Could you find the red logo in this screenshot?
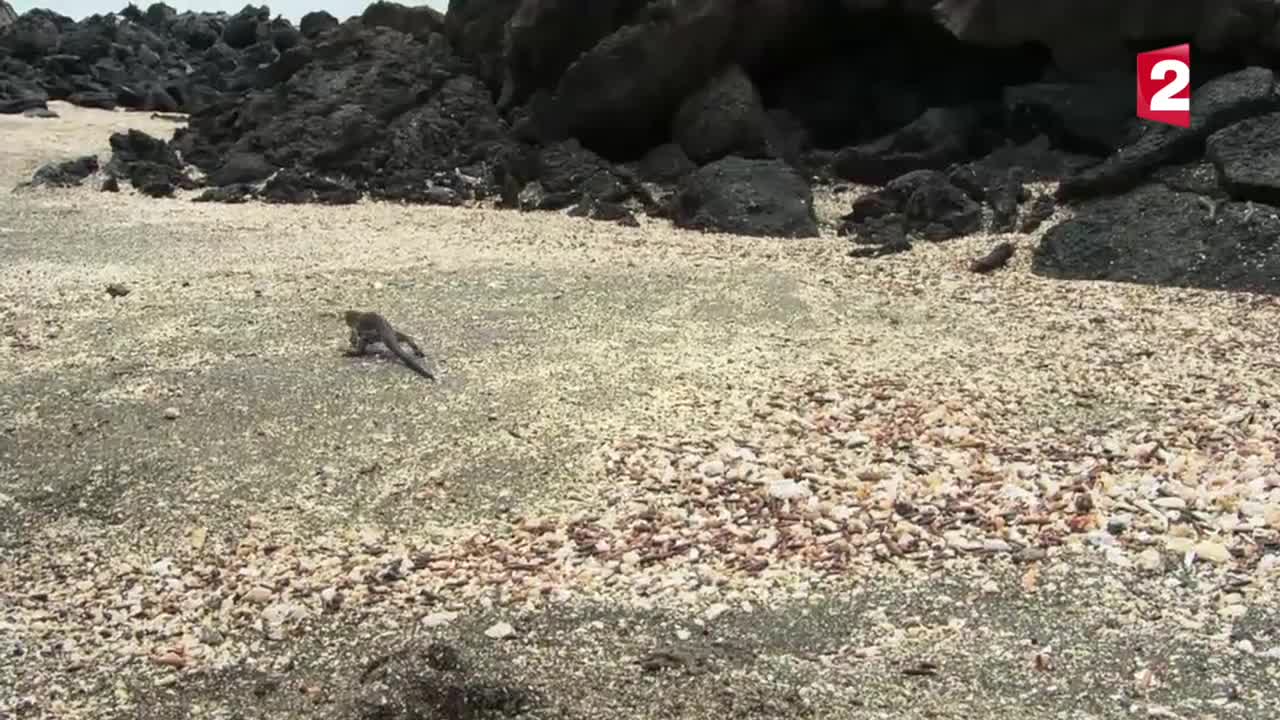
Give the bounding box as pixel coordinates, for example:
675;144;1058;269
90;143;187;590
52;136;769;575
1137;43;1191;128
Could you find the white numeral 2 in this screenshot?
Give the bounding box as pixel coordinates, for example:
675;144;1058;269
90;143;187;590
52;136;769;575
1150;59;1190;112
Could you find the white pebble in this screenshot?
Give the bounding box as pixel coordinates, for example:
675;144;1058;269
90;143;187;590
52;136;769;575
698;460;725;478
704;603;730;622
422;611;458;628
1194;540;1231;564
484;621;516;639
766;478;811;500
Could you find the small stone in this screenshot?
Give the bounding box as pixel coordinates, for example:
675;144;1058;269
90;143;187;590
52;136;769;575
244;586;273;604
675;628;691;641
1136;548;1163;572
982;539;1012;553
319;587;342;611
1105;547;1131;567
1166;536;1194;554
1220;604;1247;620
162;407;181;420
844;432;870;447
945;531;981;552
484;621;516;640
765;478;811;500
1194;540;1231;564
1014;548;1047;563
704;603;730;621
106;283;131;297
698;460;725;478
422;611;457;628
1129;442;1158;461
1265;505;1280;530
1154;497;1187;510
151;652;185;668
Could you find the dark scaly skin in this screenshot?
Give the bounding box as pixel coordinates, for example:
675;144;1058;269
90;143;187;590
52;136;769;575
343;310;435;380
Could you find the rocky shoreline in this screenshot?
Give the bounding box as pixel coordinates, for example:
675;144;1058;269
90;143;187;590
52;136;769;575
4;0;1280;294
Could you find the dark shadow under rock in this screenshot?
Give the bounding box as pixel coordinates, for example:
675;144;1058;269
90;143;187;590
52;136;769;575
1033;183;1280;295
831;106;980;185
634;143;696;184
673;156;818;238
1001;73;1140;156
975;135;1101;180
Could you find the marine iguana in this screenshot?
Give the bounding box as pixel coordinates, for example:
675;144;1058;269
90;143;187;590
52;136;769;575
343;310;435;380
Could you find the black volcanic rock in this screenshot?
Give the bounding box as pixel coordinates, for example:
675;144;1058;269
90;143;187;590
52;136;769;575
1206;111;1280;206
299;11;337;39
177;22;512;202
105;128;195;193
674;156;818;238
1056;67;1280;203
672;64;773;165
361;1;444;42
1034;184;1280;295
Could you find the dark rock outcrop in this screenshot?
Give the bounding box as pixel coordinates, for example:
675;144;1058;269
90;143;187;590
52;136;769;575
175;22;513;203
1056;67;1280;202
1033;184;1280;294
104;128;195;195
671;64;773;165
1206;111;1280;206
360;1;445;42
831;107;981;185
548;0;738;157
673;156;818;238
299;10;338;39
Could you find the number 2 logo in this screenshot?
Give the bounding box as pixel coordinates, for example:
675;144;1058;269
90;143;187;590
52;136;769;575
1137;43;1192;128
